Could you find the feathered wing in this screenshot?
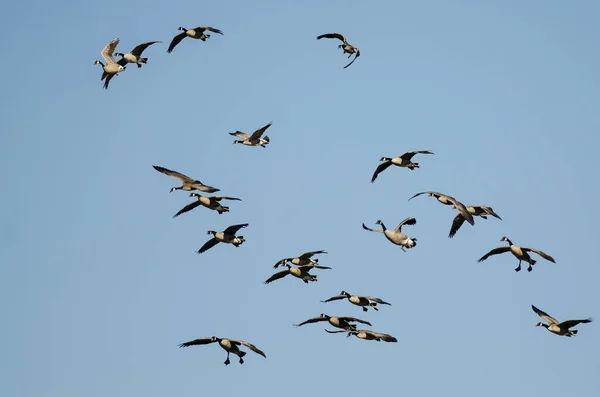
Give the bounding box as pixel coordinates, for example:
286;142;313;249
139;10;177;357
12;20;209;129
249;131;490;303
103;73;115;89
396;217;417;231
294;316;327;327
531;305;559;325
130;41;161;57
173;200;203;218
523;248;556;263
298;265;331;270
101;38;119;64
152;165;194;183
362;223;380;233
401;150;435;161
451;199;475;226
223;223;249;235
167;32;187;53
198;238;220;253
481;206;502;220
559;318;593;329
195;26;224;35
178;337;217;348
371;160;392;183
117;57;128;67
408;191;430;201
248;122;272;141
365;296;391;305
339;316;372;326
477;246;511;262
321;294;346;303
298;250;327;259
343;49;360;69
366;330;398;342
212;196;242;202
231;340;266;358
264;269;290;284
448;213;466;238
316;33;347;43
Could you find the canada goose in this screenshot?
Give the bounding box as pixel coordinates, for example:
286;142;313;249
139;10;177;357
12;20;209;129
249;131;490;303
325;329;397;342
362;218;417;252
230;122;272;148
294;313;372;331
371;150;434;183
114;41;161;68
449;206;502;238
409;191;475;226
316;33;360;69
179;336;266;365
264;263;331;284
531;305;592;337
167;26;224;53
94;38;126;89
198;223;248;254
173;193;241;218
478;237;556;272
321;291;391;312
152;165;220;193
273;250;328;268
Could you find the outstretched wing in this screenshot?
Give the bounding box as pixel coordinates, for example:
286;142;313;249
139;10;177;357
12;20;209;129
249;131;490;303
249;122;272;141
173;199;203;218
130;41;161;57
343;48;360;69
294;316;327;327
178;337;216;348
481;206;502;220
396;217;417;231
448;197;475;226
400;150;435;161
448;213;466;238
101;37;119;64
299;250;327;259
198;238;220;254
321;294;346;303
324;329;347;334
365;296;391;305
362;223;379;233
365;330;398;342
223;223;249;235
167;32;187;53
264;270;290;284
231;340;266;358
559;318;593;329
371;160;392;183
212;196;242;202
316;32;347;43
531;305;559;325
477;246;511;262
153;165;194;183
408;191;432;201
298;264;331;270
195;26;224;35
339;316;372;326
523;248;556;263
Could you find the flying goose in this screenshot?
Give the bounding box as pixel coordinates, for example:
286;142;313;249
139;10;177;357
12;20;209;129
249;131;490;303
449;206;502;238
94;38;125;89
371;150;435;183
362;218;417;252
167;26;224;53
294;313;372;331
273;250;328;268
478;237;556;272
152;165;220;193
321;291;391;312
179;336;266;365
198;223;248;254
316;33;360;69
409;191;475;226
114;41;161;68
325;329;398;342
264;263;331;284
531;305;592;337
173;193;241;218
230;122;272;148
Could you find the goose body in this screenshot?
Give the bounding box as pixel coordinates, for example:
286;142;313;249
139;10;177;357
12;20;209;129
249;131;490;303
198;223;248;253
168;26;224;53
153;165;220;193
274;250;327;268
322;291;391;312
362;218;417;251
449;205;502;238
316;33;360;68
115;41;161;68
230;122;272;148
478;237;556;272
173;193;241;218
294;313;372;331
326;329;397;342
264;263;331;284
409;191;475;226
94;38;126;89
531;305;592;336
179;336;266;365
371;150;434;183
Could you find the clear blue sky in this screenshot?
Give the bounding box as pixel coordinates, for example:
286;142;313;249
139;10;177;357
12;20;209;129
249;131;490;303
2;1;599;396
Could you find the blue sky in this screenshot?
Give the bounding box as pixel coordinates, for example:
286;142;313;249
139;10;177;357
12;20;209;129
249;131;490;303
2;1;599;396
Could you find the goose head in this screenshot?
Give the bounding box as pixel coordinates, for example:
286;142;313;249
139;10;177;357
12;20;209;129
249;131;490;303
189;193;201;198
207;230;217;236
340;291;351;297
178;27;187;32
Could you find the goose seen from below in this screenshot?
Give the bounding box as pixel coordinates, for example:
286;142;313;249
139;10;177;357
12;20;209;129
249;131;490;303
173;194;241;218
152;165;220;193
167;25;224;53
198;223;248;254
316;33;360;69
273;250;328;268
531;305;592;337
264;263;331;284
409;191;475;227
179;336;266;365
325;329;398;342
114;41;161;68
449;205;502;238
371;150;435;183
294;313;372;331
478;237;556;272
321;291;391;312
230;122;272;148
362;218;417;252
94;37;125;89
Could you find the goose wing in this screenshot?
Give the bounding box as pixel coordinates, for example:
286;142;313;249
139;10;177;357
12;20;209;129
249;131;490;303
400;150;435;161
339;316;372;326
370;159;392;183
130;41;161;57
448;213;466;238
481;206;502;220
212;196;242;202
522;247;556;263
167;32;187;53
448;197;475;226
294;316;327;327
321;294;346;303
324;329;347;334
343;49;360;69
117;57;128;67
558;318;593;329
101;38;119;64
152;165;195;183
103;73;115;89
364;296;391;305
248;122;272;141
531;305;559;325
477;246;511;262
173;200;203;218
264;269;290;284
299;250;327;259
231;340;266;358
408;191;436;201
178;337;217;348
365;330;398;342
298;264;331;270
362;223;380;233
316;32;347;44
223;223;249;235
396;217;417;231
194;26;224;35
198;238;220;254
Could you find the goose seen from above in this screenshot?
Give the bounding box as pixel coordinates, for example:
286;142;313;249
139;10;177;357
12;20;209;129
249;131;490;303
264;263;331;284
409;191;475;227
197;223;248;254
325;329;398;342
316;33;360;69
173;193;241;218
114;41;161;68
449;205;502;238
179;336;266;365
371;150;435;183
152;165;220;193
94;37;126;89
531;305;592;337
167;25;224;53
230;122;272;148
321;291;391;312
478;237;555;272
362;218;417;252
273;250;328;268
294;313;372;331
